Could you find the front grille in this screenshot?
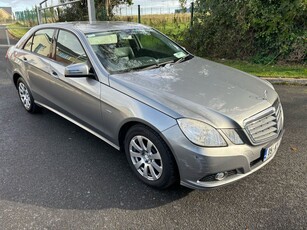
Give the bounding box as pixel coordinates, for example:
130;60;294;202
245;100;283;144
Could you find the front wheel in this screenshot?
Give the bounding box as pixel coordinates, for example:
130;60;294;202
124;125;178;189
17;78;41;113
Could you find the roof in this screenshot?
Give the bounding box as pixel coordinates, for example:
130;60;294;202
37;21;151;34
0;7;12;15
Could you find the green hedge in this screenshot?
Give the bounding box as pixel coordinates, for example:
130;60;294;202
183;0;307;64
7;23;29;39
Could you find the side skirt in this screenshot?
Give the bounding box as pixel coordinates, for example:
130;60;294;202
35;101;120;151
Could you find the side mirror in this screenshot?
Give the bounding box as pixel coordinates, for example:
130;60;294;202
65;63;93;78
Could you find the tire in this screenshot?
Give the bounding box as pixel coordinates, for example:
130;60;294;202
124;124;178;189
17;77;41;113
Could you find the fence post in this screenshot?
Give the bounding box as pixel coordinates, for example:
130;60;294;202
190;2;194;29
37;6;42;24
138;5;141;23
87;0;96;23
5;29;11;46
31;10;35;25
44;9;47;23
22;12;25;25
26;10;30;26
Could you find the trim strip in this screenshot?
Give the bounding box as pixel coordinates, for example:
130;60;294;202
35;101;120;150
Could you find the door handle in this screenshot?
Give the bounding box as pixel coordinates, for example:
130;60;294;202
51;70;59;78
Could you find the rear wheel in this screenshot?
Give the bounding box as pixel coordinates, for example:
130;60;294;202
124;125;178;189
17;78;41;113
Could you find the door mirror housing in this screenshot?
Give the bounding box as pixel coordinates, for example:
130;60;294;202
65;63;94;78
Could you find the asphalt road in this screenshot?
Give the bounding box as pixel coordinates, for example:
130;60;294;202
0;46;306;230
0;25;17;46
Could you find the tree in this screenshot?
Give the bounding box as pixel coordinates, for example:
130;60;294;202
95;0;132;19
178;0;187;12
57;1;88;22
57;0;133;22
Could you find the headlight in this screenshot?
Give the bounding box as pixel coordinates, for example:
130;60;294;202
177;118;227;147
222;129;244;145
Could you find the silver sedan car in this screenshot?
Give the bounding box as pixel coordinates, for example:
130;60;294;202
6;22;284;189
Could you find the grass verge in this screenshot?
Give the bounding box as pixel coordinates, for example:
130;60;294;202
115;13;189;41
216;59;307;79
6;23;29;39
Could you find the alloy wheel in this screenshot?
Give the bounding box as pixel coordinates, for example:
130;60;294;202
129;135;163;181
18;82;31;110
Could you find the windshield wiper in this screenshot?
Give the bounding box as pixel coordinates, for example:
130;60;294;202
129;54;194;72
174;54;194;64
129;60;174;71
158;59;177;67
130;64;160;71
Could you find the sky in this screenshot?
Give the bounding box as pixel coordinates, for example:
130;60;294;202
0;0;42;12
0;0;190;13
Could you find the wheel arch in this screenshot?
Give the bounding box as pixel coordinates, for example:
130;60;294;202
118;119;180;178
13;72;23;89
118;119;164;152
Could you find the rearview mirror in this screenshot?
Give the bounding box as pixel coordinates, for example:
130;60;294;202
65;63;93;78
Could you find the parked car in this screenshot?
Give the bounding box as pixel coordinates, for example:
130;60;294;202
6;22;284;189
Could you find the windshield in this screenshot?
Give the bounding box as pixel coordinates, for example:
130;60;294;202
85;29;190;74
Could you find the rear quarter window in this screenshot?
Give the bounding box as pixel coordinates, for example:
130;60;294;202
23;36;33;51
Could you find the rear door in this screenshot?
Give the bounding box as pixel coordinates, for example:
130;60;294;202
19;29;55;105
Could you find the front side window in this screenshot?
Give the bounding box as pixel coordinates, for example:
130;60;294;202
31;29;54;57
56;30;88;65
86;29;190;74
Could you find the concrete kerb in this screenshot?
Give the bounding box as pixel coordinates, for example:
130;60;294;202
264;78;307;86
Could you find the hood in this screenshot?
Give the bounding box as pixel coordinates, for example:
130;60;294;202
109;57;278;128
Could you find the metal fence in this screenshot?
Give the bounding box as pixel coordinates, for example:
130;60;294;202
12;2;194;27
114;5;183;16
2;2;194;46
15;10;39;26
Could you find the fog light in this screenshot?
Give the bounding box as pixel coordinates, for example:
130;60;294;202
215;172;227;181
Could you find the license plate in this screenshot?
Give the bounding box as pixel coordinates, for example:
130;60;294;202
263;139;281;161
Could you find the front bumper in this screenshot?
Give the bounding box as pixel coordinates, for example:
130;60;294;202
162;125;284;190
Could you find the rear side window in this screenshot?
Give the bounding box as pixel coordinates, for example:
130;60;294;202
31;29;54;58
55;30;88;65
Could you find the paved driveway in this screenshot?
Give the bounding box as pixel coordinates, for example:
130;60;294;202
0;47;306;229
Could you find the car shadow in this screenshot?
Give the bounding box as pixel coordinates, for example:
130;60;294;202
0;107;192;210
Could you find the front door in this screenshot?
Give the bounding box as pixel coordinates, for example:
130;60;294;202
48;29;103;134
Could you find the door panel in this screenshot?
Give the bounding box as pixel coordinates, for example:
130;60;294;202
47;29;103;133
25;53;52;104
21;29;55;105
48;61;103;133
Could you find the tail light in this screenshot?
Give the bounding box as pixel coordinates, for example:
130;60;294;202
5;47;11;59
5;48;9;59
